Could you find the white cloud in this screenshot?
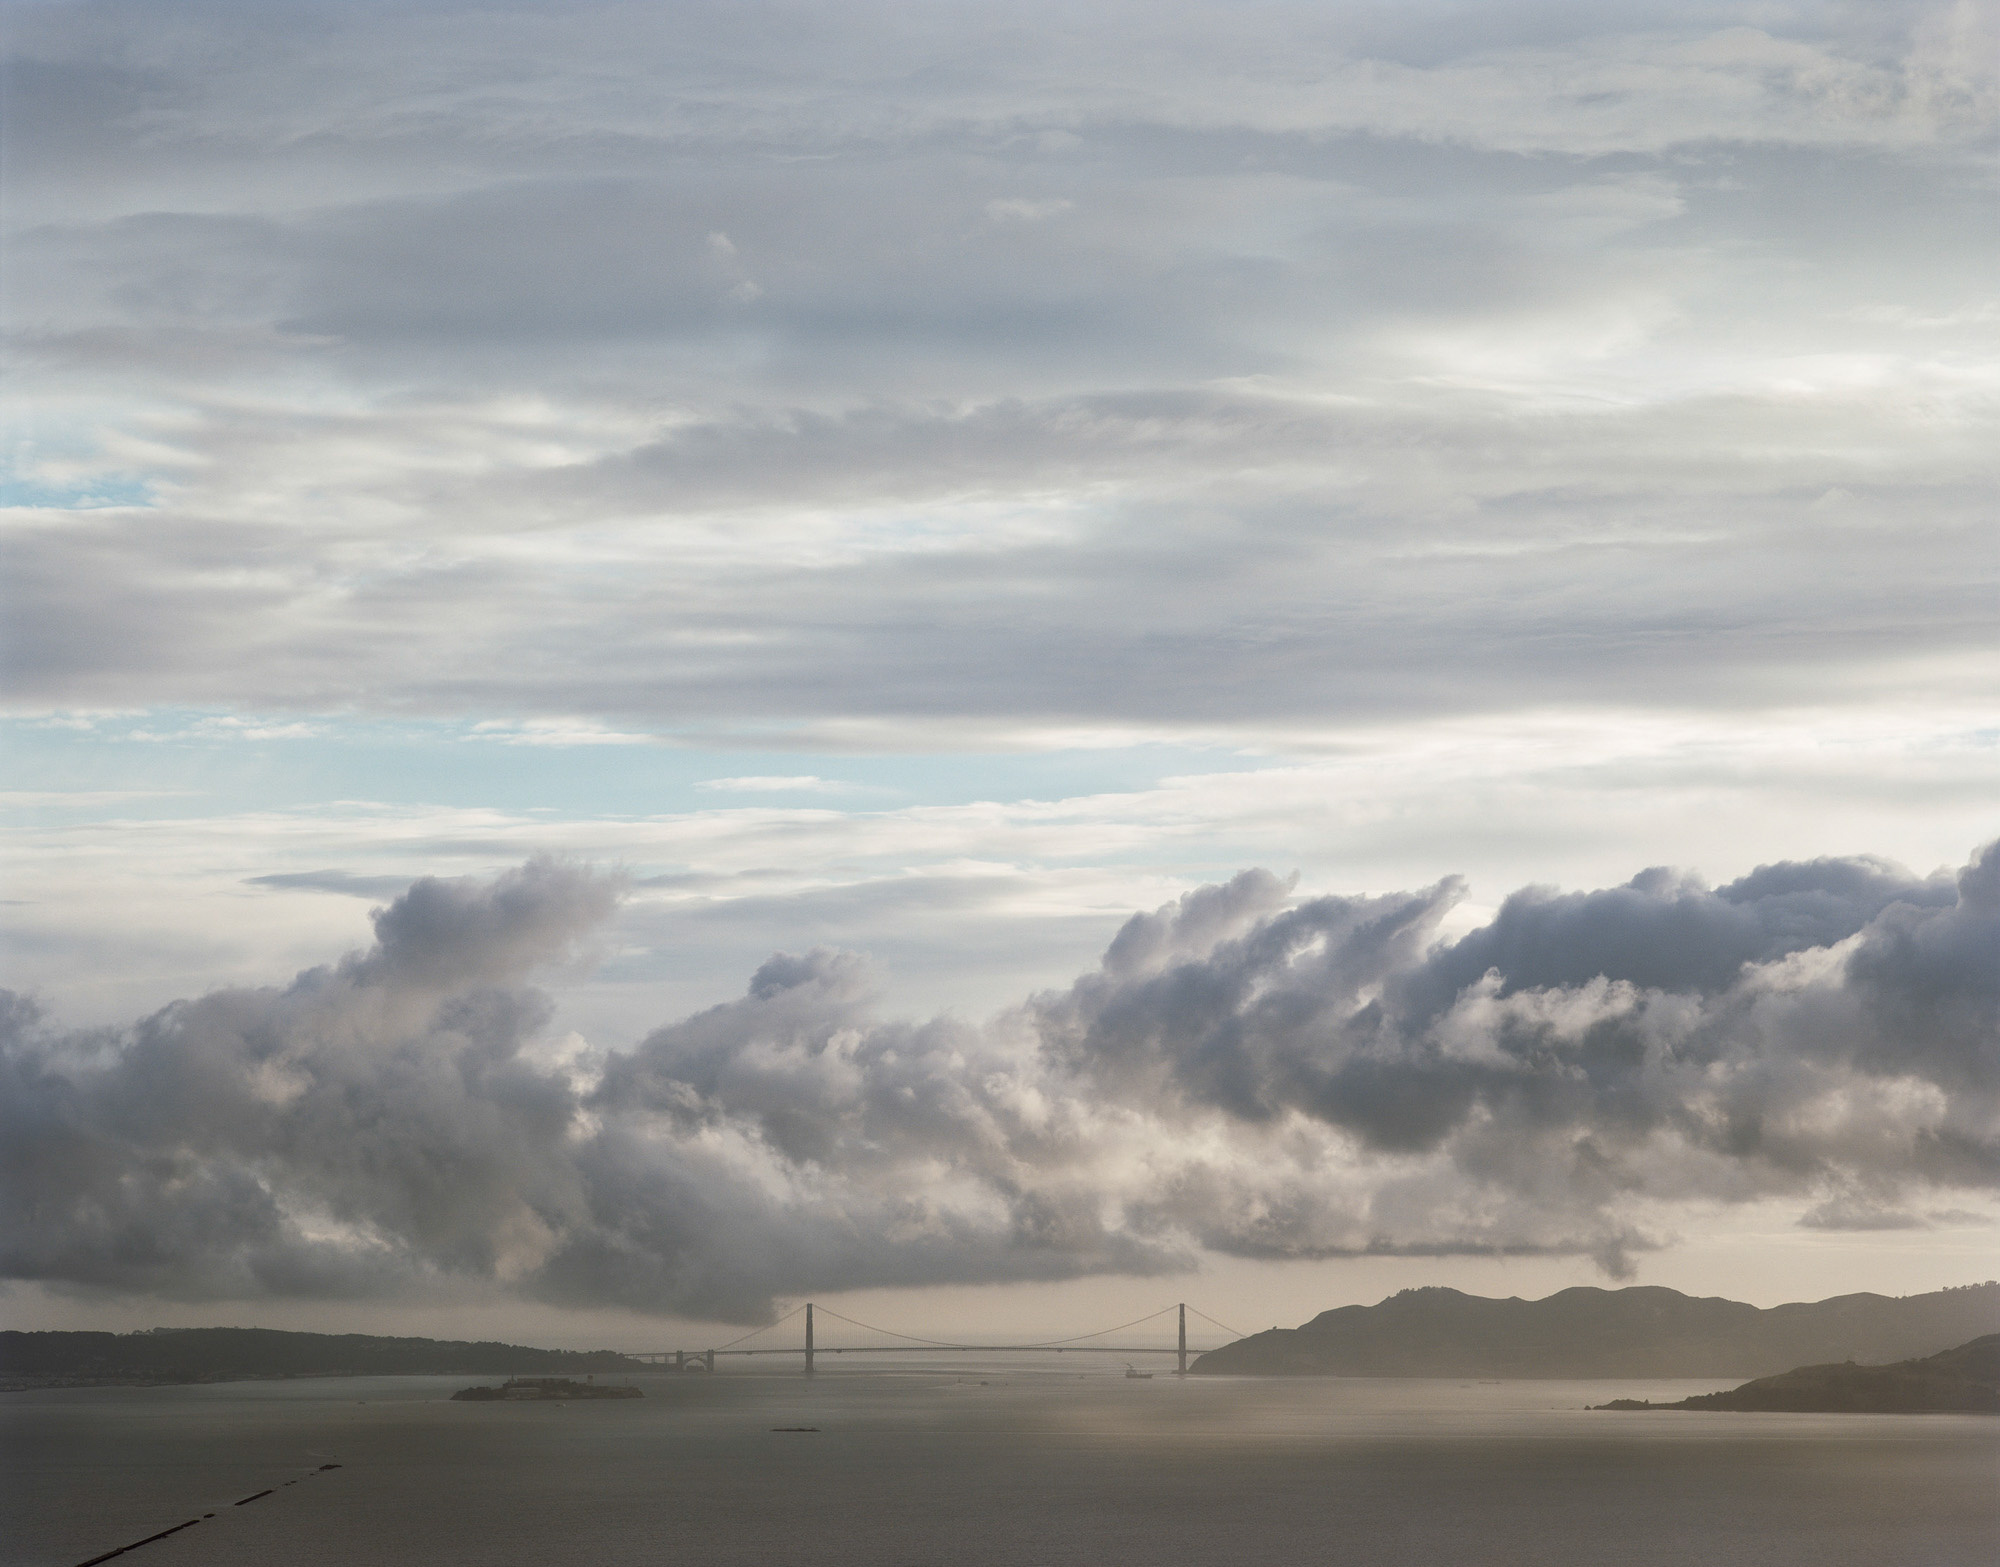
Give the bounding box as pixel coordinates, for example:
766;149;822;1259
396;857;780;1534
696;775;854;793
985;197;1073;223
471;719;658;747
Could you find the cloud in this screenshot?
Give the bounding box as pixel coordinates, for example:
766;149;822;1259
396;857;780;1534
3;4;1995;1319
245;871;416;899
0;860;622;1302
3;4;1993;753
696;776;854;794
1796;1197;1927;1231
1397;854;1960;1012
470;720;657;747
4;840;1994;1318
985;198;1073;223
126;717;325;744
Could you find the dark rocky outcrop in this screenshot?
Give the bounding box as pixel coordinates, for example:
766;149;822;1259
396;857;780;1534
1190;1281;2000;1378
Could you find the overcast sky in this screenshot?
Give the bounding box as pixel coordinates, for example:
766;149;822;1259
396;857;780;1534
2;0;1995;1346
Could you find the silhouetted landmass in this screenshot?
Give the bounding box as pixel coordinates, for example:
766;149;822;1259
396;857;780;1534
1189;1281;2000;1378
1596;1334;2000;1413
0;1327;648;1389
452;1376;642;1401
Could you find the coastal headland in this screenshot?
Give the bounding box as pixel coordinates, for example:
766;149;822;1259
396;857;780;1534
1595;1334;2000;1414
1188;1282;2000;1379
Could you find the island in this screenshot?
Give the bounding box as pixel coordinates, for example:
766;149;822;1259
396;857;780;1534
1595;1334;1999;1414
452;1377;643;1401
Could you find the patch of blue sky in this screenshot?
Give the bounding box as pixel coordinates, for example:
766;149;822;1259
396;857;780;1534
0;709;1278;832
5;413;163;509
0;473;154;509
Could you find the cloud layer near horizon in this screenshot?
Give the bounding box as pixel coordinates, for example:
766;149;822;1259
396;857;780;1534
4;844;1993;1321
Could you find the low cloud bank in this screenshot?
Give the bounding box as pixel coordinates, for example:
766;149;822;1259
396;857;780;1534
4;844;1995;1320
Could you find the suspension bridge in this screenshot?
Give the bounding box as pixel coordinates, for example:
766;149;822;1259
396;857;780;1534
628;1302;1246;1376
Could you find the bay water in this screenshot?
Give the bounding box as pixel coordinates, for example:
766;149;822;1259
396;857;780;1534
4;1360;1994;1566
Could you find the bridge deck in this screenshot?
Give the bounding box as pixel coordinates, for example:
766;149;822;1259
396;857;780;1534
630;1344;1218;1359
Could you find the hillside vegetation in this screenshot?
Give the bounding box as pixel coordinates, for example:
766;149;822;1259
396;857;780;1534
1190;1282;2000;1378
1598;1334;2000;1413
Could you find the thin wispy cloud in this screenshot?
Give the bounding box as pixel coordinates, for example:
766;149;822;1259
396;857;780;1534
471;720;658;748
4;2;1992;743
696;776;859;794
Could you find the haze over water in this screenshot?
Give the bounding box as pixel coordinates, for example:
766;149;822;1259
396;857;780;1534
6;1368;1994;1567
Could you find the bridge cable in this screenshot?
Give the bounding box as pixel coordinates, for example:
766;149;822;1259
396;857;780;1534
1012;1305;1183;1348
711;1302;807;1352
805;1305;977;1349
1183;1305;1249;1340
806;1302;1192;1351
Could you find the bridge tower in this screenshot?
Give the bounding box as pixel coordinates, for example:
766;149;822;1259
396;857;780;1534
805;1301;815;1376
1178;1303;1187;1376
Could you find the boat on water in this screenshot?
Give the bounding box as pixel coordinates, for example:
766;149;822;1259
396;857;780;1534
1124;1365;1153;1379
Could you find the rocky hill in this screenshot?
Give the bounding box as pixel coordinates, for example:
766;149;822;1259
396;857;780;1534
1190;1281;2000;1378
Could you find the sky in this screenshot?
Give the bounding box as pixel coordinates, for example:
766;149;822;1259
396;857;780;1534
1;0;1996;1350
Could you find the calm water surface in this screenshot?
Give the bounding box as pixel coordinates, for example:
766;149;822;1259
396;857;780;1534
4;1361;1995;1566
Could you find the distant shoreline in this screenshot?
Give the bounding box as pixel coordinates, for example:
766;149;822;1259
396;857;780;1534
0;1326;649;1393
3;1370;533;1392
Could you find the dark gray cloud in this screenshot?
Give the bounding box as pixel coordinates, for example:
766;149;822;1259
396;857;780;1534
1401;854;1961;1011
4;842;1993;1318
1037;840;2000;1274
